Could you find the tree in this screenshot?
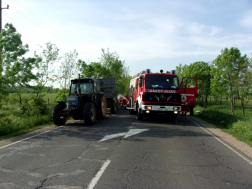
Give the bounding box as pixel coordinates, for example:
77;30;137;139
236;54;252;117
0;23;38;106
176;63;187;79
59;49;78;88
78;48;131;95
34;42;59;98
211;47;247;116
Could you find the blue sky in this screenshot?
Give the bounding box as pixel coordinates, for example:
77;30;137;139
2;0;252;76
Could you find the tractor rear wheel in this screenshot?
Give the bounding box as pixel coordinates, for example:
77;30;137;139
97;95;107;119
83;102;96;125
52;103;66;126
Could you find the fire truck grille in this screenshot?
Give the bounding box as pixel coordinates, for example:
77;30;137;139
142;92;181;102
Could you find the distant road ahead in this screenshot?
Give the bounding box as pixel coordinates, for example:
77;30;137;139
0;110;252;189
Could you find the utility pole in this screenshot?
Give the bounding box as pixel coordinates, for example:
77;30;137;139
0;0;9;32
0;0;9;107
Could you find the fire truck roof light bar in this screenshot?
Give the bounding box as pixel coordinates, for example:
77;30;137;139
132;70;148;78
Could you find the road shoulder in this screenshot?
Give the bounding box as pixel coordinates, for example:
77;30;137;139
188;115;252;160
0;120;77;148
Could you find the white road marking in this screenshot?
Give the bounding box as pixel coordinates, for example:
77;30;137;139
186;117;252;166
0;126;63;150
87;160;111;189
124;129;149;138
99;132;126;142
99;129;149;142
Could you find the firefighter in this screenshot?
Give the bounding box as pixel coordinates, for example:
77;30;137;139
188;96;196;116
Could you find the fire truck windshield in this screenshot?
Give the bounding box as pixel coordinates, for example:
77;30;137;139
145;75;179;89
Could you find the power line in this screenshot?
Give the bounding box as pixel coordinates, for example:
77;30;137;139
11;0;75;46
6;0;76;48
3;14;67;49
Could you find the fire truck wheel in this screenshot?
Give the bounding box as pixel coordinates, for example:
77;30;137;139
110;100;116;114
170;114;177;122
136;103;143;120
130;110;135;115
97;95;107;119
52;103;66;126
83;102;96;125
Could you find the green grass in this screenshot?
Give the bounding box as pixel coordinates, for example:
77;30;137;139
0;113;53;138
0;93;59;139
194;99;252;147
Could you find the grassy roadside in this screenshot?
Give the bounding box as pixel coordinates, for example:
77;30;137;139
194;103;252;147
0;114;53;140
0;93;59;140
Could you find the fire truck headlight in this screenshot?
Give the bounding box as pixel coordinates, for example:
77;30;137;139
146;110;150;113
145;106;152;110
173;107;179;111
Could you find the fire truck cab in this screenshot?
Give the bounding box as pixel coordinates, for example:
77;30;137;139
127;69;197;121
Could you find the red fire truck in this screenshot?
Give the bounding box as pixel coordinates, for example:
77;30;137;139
127;69;197;121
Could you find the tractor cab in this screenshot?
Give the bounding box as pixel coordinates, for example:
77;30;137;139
69;78;101;95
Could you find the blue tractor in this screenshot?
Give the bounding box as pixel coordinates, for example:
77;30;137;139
52;77;117;125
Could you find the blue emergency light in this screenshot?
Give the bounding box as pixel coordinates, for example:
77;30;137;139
172;70;175;74
146;69;151;73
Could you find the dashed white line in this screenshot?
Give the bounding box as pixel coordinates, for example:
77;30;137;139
186;116;252;166
0;126;63;150
87;160;111;189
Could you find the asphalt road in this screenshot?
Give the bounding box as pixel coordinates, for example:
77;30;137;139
0;109;252;189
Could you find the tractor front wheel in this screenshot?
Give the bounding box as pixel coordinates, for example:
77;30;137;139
52;103;66;126
83;102;96;125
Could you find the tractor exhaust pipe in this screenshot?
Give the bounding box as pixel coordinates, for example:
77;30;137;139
78;74;81;94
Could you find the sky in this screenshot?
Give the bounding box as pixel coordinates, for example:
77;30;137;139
2;0;252;77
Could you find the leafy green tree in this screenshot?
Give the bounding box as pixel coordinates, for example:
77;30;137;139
211;47;248;116
236;55;252;117
59;49;78;88
77;60;105;78
34;42;59;98
0;23;39;107
176;63;187;79
78;48;130;95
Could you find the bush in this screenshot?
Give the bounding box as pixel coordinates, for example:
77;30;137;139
0;114;52;137
54;88;69;102
232;118;252;134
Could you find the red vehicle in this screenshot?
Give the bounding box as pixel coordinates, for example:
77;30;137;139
118;94;129;109
127;69;197;121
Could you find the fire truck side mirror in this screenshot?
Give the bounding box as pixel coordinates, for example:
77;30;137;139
139;76;143;87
